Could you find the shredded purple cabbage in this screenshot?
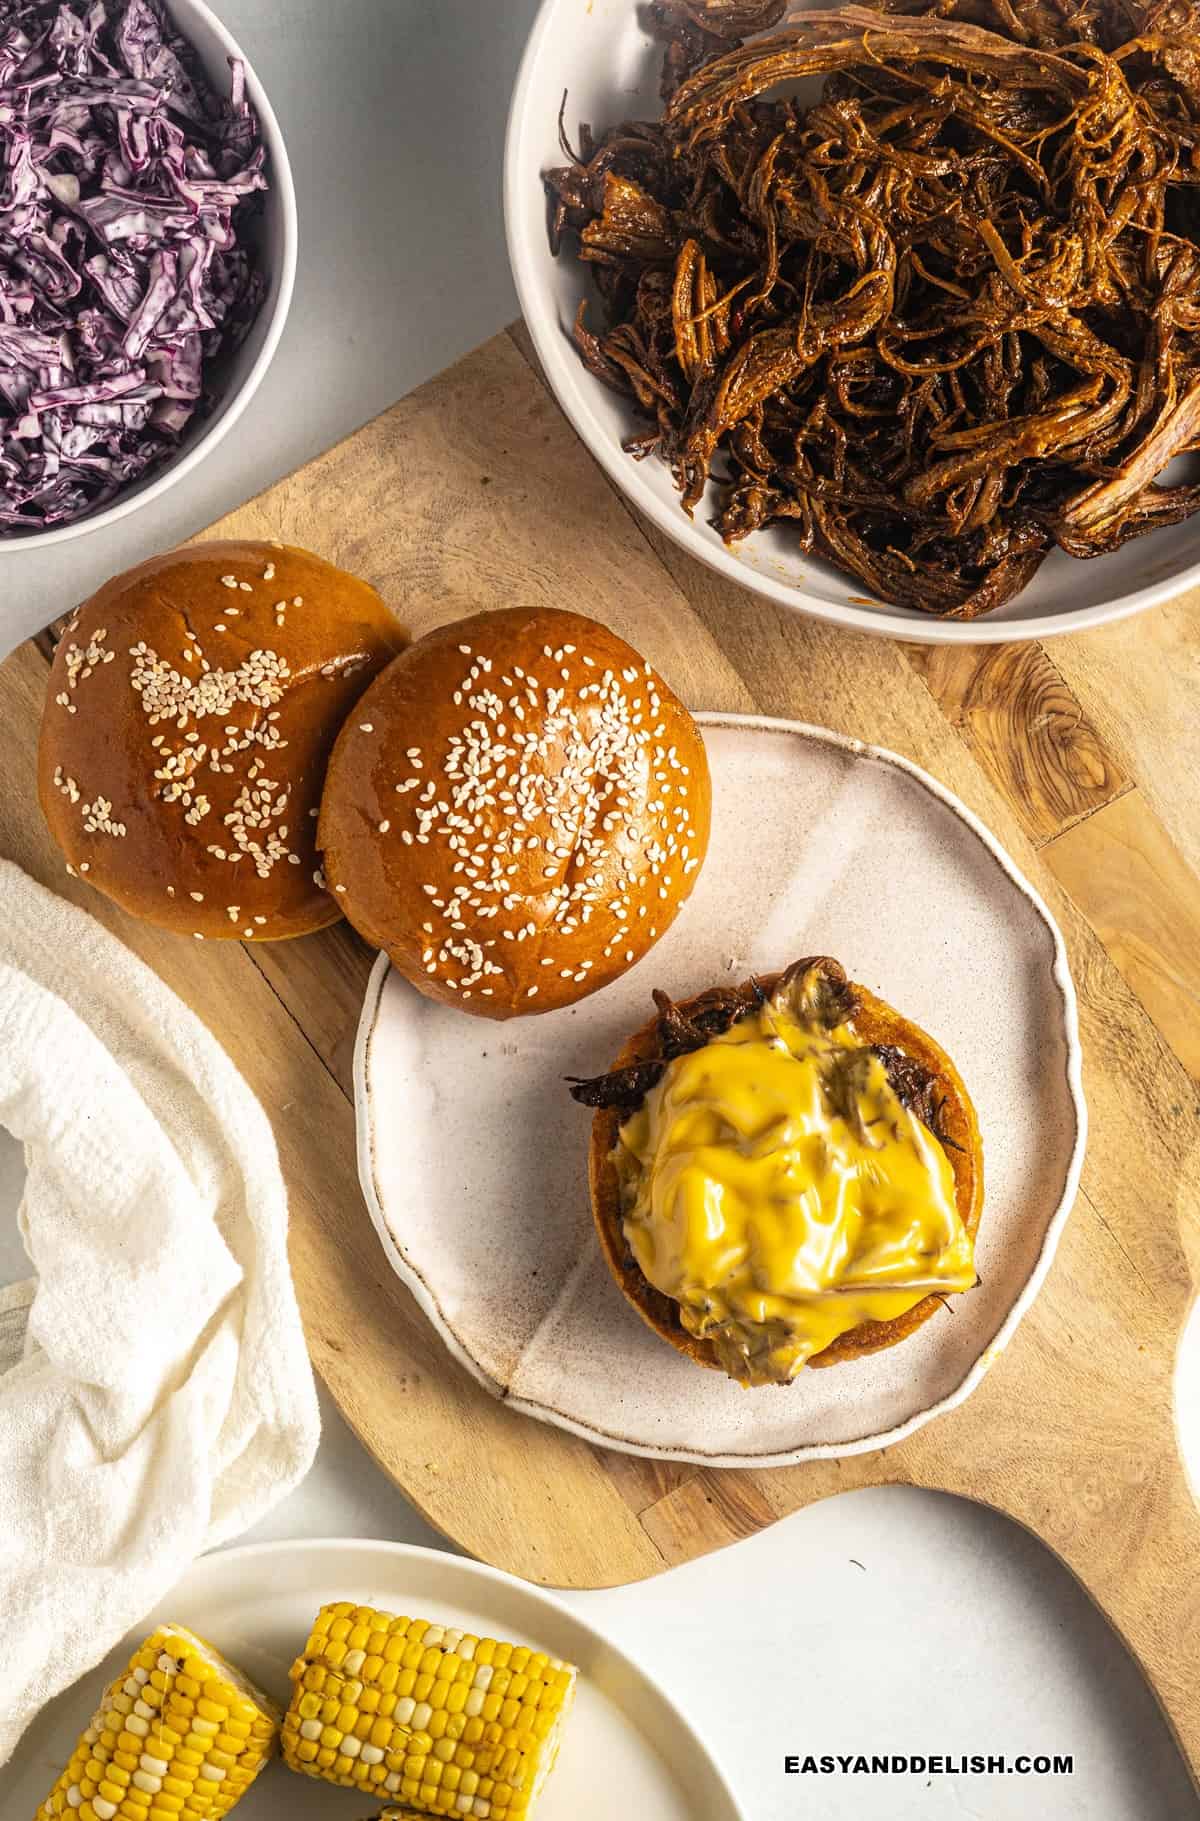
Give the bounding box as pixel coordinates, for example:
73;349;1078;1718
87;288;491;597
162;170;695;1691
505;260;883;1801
0;0;268;534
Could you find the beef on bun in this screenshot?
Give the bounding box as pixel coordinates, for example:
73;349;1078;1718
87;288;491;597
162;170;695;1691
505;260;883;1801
571;957;984;1385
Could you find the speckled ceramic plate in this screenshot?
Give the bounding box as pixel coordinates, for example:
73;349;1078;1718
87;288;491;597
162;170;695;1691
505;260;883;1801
355;715;1086;1466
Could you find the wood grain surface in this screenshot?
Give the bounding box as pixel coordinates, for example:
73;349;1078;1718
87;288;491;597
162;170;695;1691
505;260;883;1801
3;324;1197;1782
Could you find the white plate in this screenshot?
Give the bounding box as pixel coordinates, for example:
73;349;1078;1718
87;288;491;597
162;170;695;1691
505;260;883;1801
5;1537;744;1820
504;0;1199;642
355;715;1087;1467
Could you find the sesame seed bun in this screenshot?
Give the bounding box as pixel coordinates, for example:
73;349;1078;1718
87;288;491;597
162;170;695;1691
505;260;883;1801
317;607;712;1019
39;542;407;941
585;964;984;1377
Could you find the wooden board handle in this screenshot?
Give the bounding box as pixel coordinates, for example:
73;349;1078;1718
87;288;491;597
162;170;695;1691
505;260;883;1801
1044;1464;1200;1786
911;1220;1200;1786
911;1200;1200;1785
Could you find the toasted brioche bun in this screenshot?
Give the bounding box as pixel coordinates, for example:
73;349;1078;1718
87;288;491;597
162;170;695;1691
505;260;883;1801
38;542;407;941
587;968;983;1374
318;607;712;1019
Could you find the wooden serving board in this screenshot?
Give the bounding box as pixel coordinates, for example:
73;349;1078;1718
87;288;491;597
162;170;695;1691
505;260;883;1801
3;325;1198;1777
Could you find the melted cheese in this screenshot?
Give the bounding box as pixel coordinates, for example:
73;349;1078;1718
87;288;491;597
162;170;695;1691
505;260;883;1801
613;998;975;1385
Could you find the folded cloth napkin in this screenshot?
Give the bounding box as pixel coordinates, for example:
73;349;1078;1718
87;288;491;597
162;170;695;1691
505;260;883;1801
0;860;320;1763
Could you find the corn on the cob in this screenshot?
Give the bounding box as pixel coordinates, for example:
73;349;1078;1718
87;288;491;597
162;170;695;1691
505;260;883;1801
282;1603;577;1818
36;1624;280;1821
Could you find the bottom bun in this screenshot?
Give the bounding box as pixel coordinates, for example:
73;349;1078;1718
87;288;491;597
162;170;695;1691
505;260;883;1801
582;960;984;1378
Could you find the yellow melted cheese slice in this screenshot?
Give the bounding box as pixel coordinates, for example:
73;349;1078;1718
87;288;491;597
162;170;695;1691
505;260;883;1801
613;995;976;1385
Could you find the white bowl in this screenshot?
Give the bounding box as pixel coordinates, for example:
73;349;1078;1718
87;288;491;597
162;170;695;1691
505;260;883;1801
0;0;296;552
505;0;1195;643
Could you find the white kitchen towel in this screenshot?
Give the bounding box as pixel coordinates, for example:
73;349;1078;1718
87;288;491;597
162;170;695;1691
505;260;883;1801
0;860;320;1762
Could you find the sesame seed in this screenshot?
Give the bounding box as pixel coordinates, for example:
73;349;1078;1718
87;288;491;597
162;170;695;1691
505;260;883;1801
335;884;347;895
359;723;374;733
220;575;238;589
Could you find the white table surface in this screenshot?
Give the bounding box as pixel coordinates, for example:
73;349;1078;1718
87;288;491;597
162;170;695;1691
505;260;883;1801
1;3;1198;1817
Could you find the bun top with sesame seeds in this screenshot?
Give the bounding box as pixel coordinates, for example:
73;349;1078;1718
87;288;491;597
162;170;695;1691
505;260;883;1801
38;541;407;941
317;607;712;1020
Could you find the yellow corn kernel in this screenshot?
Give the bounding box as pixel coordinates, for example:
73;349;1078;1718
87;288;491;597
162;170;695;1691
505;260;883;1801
36;1626;280;1821
283;1606;577;1817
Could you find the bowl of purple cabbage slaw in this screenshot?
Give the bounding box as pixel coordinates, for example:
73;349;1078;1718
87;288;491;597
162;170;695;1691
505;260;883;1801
0;0;296;545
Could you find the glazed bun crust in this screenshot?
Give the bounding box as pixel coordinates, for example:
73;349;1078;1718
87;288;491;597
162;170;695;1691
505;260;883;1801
588;971;984;1373
39;541;407;940
318;607;712;1020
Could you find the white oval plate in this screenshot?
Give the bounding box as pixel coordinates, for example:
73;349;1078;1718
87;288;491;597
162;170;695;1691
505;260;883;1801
6;1537;744;1821
505;0;1199;642
356;715;1086;1466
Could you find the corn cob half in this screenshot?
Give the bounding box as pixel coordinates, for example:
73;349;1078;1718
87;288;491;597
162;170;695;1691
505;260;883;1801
36;1624;280;1821
282;1603;577;1818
